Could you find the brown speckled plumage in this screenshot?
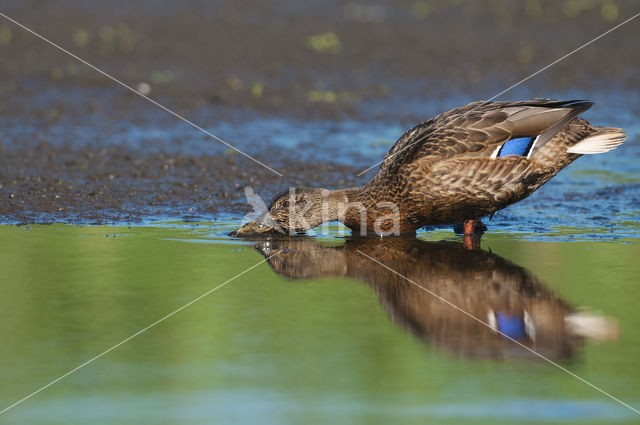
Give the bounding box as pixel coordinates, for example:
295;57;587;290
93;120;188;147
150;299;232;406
233;99;626;236
341;99;624;232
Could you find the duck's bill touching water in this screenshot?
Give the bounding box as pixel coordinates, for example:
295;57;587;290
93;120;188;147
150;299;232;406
231;99;627;238
230;212;281;237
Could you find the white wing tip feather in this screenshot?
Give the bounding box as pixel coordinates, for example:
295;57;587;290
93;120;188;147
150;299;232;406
567;129;627;155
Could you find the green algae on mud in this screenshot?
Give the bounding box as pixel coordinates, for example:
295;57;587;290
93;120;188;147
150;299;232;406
1;224;640;424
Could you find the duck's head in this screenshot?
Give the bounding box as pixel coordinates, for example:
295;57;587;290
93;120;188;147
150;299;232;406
231;187;336;237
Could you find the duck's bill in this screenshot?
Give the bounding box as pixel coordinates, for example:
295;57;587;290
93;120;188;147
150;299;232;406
230;213;282;237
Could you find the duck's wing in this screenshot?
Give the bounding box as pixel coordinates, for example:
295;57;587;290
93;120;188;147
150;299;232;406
375;99;593;178
417;155;542;207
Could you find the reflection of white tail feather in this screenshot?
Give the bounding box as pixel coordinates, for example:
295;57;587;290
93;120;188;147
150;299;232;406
565;312;619;340
241;186;268;224
567;128;627;154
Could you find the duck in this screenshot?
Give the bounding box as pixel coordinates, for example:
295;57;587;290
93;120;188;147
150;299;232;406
252;236;617;358
232;99;626;238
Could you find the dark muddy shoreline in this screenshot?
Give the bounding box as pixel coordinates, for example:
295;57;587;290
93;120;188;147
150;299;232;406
0;141;367;224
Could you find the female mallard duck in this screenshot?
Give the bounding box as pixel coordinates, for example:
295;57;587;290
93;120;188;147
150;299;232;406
233;99;626;237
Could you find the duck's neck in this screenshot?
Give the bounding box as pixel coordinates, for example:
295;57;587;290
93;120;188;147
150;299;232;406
323;186;410;234
321;187;377;231
321;187;363;221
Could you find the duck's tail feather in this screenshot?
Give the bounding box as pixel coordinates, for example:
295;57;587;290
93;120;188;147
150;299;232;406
567;127;627;154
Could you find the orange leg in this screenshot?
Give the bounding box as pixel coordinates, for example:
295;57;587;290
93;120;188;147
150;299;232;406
463;218;484;250
463;219;475;236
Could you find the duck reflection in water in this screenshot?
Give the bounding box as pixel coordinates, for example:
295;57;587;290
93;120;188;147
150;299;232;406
256;237;617;360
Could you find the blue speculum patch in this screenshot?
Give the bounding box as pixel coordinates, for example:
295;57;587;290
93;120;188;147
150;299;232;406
495;312;527;339
498;136;536;157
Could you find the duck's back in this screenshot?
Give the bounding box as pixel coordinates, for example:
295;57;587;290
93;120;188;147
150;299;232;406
362;99;626;229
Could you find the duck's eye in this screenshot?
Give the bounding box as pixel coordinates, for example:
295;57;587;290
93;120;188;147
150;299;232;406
281;200;290;209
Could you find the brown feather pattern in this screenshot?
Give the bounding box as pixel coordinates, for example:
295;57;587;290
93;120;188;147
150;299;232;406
232;99;625;237
341;99;621;233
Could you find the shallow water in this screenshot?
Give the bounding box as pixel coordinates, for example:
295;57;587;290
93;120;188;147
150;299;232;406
1;224;639;424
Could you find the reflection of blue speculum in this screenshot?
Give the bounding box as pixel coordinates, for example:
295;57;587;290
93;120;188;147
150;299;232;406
495;312;527;340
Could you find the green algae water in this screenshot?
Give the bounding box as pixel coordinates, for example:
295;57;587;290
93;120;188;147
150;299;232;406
1;224;640;424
